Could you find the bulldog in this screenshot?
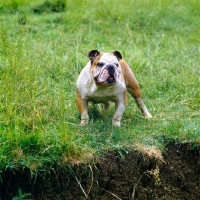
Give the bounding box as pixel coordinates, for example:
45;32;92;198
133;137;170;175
76;50;152;126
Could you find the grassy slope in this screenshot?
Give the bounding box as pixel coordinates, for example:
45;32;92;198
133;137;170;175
0;0;199;172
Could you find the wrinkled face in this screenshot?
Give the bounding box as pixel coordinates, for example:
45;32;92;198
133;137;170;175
91;53;122;85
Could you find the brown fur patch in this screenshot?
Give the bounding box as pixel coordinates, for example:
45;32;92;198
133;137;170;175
119;59;142;99
76;88;84;113
90;53;103;71
123;86;127;106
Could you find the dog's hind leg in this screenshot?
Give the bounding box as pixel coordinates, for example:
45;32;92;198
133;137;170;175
120;59;152;118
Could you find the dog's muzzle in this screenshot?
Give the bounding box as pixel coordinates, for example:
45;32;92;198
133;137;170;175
95;64;117;85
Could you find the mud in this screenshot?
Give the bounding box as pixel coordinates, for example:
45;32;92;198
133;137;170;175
0;142;200;200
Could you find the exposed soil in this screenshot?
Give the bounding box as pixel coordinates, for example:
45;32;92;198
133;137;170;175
0;143;200;200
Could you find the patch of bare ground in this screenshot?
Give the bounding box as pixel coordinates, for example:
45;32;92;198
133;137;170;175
0;142;200;200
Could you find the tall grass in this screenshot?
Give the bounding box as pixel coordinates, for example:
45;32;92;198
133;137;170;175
0;0;199;172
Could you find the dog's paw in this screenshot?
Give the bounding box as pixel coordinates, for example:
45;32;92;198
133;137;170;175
144;112;152;118
112;119;121;127
81;119;89;126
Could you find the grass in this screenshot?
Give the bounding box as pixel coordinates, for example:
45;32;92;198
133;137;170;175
0;0;199;173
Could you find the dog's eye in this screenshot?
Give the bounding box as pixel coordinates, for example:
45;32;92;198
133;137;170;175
97;62;104;68
114;63;119;67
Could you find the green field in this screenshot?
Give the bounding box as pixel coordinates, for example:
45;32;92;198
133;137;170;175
0;0;199;173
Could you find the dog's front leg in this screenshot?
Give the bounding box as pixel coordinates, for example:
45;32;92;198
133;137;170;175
112;100;126;126
79;101;89;125
80;108;89;125
76;89;89;125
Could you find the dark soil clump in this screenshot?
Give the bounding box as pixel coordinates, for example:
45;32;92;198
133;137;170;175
0;143;200;200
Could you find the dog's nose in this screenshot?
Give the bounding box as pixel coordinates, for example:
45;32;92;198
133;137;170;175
106;64;115;75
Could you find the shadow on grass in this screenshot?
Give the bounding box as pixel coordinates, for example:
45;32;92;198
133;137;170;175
33;0;66;13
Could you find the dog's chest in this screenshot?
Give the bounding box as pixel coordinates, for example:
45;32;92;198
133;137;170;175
86;85;125;103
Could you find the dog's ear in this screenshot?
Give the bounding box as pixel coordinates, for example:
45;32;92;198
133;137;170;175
113;51;122;60
87;50;100;61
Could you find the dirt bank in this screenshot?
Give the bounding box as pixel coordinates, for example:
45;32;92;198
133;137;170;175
0;142;199;200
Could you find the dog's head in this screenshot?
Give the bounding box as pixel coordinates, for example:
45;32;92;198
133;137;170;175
88;50;123;85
